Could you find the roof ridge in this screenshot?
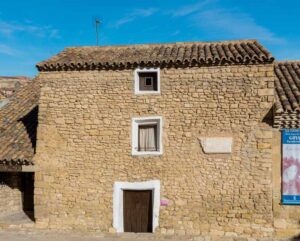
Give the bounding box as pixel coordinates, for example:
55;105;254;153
275;60;300;64
37;39;274;71
65;39;258;50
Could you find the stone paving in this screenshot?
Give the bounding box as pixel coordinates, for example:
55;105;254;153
0;229;298;241
0;213;298;241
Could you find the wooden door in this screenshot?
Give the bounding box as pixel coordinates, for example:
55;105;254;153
123;190;153;233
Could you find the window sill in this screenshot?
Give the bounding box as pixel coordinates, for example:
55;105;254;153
132;151;163;156
134;91;161;95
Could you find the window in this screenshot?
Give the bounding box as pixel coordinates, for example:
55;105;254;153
132;117;163;156
145;77;153;86
134;68;160;94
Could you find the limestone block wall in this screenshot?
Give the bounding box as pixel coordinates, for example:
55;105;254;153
272;131;300;238
34;64;274;237
0;173;22;215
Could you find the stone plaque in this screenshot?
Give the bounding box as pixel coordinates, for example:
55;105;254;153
199;137;233;154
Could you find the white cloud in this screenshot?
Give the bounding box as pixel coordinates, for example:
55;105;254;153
170;0;214;17
0;20;60;38
193;8;285;44
114;8;158;28
0;44;19;56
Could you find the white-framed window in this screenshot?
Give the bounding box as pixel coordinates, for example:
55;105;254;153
132;116;163;156
134;68;160;94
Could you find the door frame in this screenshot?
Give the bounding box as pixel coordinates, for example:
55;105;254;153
113;180;160;233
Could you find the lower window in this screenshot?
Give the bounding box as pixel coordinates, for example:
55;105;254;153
132;117;162;156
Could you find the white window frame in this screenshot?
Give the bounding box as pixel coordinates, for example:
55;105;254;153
132;116;163;156
134;67;160;95
113;180;161;233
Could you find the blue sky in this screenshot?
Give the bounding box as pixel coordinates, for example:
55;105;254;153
0;0;299;76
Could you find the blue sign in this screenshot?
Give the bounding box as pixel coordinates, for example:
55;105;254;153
282;129;300;205
282;195;300;204
282;129;300;144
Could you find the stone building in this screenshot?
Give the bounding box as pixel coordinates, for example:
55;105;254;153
0;77;38;225
272;61;300;238
0;76;30;99
0;39;299;238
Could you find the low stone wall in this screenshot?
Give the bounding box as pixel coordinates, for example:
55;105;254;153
0;173;22;215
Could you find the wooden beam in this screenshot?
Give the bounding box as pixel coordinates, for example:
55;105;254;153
0;165;36;172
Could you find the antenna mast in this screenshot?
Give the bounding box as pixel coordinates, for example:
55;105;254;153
95;19;101;46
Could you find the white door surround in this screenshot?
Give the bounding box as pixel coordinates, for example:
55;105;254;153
113;180;160;233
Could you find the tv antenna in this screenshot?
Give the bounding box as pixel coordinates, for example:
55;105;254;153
95;18;101;46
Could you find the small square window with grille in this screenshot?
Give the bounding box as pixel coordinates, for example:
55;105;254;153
134;68;160;94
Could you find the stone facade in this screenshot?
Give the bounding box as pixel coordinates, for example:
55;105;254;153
0;173;22;215
34;64;275;237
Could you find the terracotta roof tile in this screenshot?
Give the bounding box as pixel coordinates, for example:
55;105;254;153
36;40;274;71
275;61;300;113
0;78;40;165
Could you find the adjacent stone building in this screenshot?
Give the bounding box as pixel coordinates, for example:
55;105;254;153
272;62;300;238
0;39;299;238
0;77;38;223
0;76;30;99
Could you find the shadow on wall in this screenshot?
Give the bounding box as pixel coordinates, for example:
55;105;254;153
19;106;38;152
0;172;35;221
291;233;300;240
0;172;20;191
262;106;273;127
21;173;35;221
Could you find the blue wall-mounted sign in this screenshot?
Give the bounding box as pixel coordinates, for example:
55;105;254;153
282;129;300;205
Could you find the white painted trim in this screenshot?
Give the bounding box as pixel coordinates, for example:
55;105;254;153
132;116;163;156
113;180;161;233
134;67;160;95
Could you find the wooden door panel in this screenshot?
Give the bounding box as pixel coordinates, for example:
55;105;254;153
123;190;153;233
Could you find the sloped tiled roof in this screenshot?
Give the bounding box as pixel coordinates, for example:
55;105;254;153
36;40;274;71
274;61;300;113
0;78;40;165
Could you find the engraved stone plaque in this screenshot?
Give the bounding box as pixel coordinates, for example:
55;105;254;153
199;137;233;154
